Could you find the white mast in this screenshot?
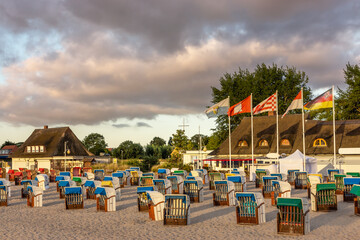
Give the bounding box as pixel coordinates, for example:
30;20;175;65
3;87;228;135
301;88;306;171
228;96;232;169
251;93;254;169
332;85;337;168
276;90;279;172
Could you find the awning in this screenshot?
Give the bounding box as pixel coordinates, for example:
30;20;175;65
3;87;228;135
194;159;256;162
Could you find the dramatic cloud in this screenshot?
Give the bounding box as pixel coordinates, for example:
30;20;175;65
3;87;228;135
0;0;359;126
136;122;152;128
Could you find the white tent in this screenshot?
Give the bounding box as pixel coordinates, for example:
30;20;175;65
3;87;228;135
279;150;317;174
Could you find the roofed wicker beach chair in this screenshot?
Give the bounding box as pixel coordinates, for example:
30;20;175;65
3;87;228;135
172;170;187;179
271;173;287;181
21;180;38;198
73;177;87;196
350;184;360;216
140;176;154;186
84;180;101;199
147;191;165;221
58;180;76;199
35;174;49;191
50;170;57;182
82;167;92;176
307;174;322;198
287;169;299;186
72;167;82;177
184;179;203;203
0;168;5;178
164;194;190;225
167;175;184;194
271;181;291;206
310;183;337;211
235;192;265;225
227;175;246;193
277;197;310;235
0;179;11;197
343;177;360;202
262;175;279;198
0;185;8;206
95;187;116;212
26;185;43;207
8;169;16;181
295;171;308;189
60;171;71;177
14;171;24;185
94;169;105;181
334;174;348;194
55;175;71;192
153;179;172;195
64;187;84;209
25;170;32;180
209;172;224;190
213;180;235;206
196;169;209;184
112;172;126;188
137;186;156;211
327;169;342;182
255;169;269;188
84;172;95;180
119;170;131;186
158;169;171;179
102;177;121;201
130;170;143;186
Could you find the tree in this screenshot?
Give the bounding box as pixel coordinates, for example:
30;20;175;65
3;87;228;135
0;141;16;149
149;137;166;147
114;140;144;159
171;130;189;151
210;63;312;146
206;133;222;150
82;133;108;156
190;134;209;150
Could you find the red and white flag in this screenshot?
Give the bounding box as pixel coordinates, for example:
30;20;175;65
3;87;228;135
282;90;302;118
227;95;251;116
253;92;277;115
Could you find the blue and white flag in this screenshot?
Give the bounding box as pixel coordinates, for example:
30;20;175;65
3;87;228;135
205;97;230;118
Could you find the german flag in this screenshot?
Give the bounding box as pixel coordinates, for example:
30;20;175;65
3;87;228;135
304;88;333;110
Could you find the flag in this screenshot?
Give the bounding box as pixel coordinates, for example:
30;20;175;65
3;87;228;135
205;97;230;118
253;92;277;115
304;88;333;110
282;90;302;118
227;95;251;116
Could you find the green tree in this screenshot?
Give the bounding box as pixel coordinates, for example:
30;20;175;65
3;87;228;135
171;130;189;151
82;133;108;156
114;140;144;159
190;134;209;150
149;137;166;147
1;141;16;149
210;63;312;145
206;133;222;150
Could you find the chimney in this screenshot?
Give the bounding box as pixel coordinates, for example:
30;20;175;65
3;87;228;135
44;125;48;129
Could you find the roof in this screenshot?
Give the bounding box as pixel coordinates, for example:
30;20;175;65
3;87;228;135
12;127;93;158
210;114;360;156
1;145;18;151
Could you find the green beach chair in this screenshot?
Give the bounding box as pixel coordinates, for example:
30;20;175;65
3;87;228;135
350;184;360;216
310;183;337;211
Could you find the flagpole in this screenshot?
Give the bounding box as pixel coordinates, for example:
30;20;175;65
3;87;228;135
276;90;279;173
251;93;254;170
332;85;337;168
228;96;232;169
301;88;306;171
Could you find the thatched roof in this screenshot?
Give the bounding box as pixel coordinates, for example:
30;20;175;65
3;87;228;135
210;114;360;156
12;127;93;158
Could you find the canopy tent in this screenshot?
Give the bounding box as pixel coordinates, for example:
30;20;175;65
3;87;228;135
279;150;317;174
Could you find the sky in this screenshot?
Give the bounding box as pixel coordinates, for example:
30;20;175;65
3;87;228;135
0;0;360;147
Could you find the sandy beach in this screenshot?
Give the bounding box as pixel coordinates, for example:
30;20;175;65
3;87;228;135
0;181;359;240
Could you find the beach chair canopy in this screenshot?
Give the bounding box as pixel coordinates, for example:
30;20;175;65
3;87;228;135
146;191;164;205
158;169;170;174
94;169;104;173
55;176;65;181
214;180;235;192
103;177;120;189
277;197;309;212
8;169;15;174
84;172;95;180
184;179;203;188
262;176;279;181
190;171;202;178
272;181;291;192
328;169;340;175
347;172;360;177
94;187;116;198
64;187;82;195
0;179;11;186
334;174;347;179
271;173;287;181
35;174;49;183
14;172;23;176
112;172;124;178
316;183;336;192
167;175;183;183
227;176;245;184
0;185;6;191
27;185;43;195
21;180;37;185
137;186;156;194
287;169;300;174
350;184;360;196
295;171;307;176
197;169;208;175
58;180;76;187
72;177;87;185
131;171;140;177
236;192;264;206
143;172;155;177
344;177;360;185
130;167;141;171
60;172;71;177
84;180;102;188
118;170;130;177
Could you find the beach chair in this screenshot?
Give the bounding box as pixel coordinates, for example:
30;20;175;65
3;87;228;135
158;169;171;179
35;174;49;190
21;180;38;198
82;167;92;176
334;174;348;194
147;191;165;221
73;177;87;196
94;169;105;181
112;172;125;188
271;181;291;206
287;170;300;186
213;180;235;206
295;172;308;189
183;179;203;203
72;167;82;177
140;176;154;186
0;179;11;197
130;167;141;171
262;176;279;198
227;176;246;193
64;187;84;209
277;197;310;235
84;180;101;199
346;172;360;177
209;172;224;190
310;183;337;211
167;175;184;194
131;171;142;186
173;170;187;179
95;187;116;212
58;180;76;198
271;173;287;181
307;175;322;198
25;170;32;180
164;194;190;225
84;172;95;180
235;192;266;225
119;170;131;186
49;170;57;182
0;168;5;178
327;169;341;182
255;169;269;188
153;179;172;195
8;169;16;181
350;184;360;216
102;177;121;200
196;169;209;184
55;175;71;192
343;177;360;202
26;186;43;207
14;171;24;185
0;185;8;206
60;171;71;177
137;186;156;211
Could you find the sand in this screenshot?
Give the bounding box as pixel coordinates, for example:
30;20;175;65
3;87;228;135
0;181;359;240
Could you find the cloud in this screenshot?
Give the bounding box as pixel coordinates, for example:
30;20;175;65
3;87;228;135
136;122;152;128
112;123;131;128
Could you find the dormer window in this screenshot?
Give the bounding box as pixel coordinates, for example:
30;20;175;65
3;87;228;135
313;138;327;147
238;140;248;147
259;139;269;147
40;146;44;152
281;139;291;146
25;145;46;153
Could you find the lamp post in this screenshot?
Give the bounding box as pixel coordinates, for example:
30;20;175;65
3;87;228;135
64;141;69;171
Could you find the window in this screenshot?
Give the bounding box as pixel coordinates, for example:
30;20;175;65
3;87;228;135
313;138;327;147
259;139;269;147
26;146;31;153
238;140;248;147
40;146;44;152
281;139;291;146
25;145;45;153
31;146;35;153
35;146;39;153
